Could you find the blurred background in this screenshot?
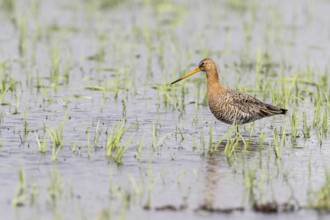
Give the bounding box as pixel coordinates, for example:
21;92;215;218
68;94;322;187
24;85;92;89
0;0;330;220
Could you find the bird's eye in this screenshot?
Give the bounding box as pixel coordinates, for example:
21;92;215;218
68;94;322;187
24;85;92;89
200;62;205;67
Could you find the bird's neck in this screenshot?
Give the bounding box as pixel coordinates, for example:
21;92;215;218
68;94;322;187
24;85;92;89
206;69;224;96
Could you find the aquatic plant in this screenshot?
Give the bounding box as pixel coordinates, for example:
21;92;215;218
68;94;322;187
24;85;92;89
302;112;311;139
36;133;47;153
12;168;26;207
273;127;286;158
105;119;134;164
47;167;63;206
48;114;67;148
308;169;330;210
290;112;298;142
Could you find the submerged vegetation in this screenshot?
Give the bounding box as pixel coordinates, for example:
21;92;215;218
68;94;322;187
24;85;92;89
0;0;329;219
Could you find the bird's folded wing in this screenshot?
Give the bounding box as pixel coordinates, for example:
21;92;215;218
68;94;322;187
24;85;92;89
227;90;277;118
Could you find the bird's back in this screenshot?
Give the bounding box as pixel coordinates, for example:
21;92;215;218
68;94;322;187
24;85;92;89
208;88;287;125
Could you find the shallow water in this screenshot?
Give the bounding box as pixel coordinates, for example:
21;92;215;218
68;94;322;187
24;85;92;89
0;0;330;219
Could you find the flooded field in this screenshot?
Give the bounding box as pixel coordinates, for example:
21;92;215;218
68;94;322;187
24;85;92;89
1;0;330;219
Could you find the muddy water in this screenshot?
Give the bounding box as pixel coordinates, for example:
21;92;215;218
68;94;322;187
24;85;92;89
0;0;330;219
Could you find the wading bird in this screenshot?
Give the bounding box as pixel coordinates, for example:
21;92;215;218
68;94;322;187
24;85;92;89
171;58;287;125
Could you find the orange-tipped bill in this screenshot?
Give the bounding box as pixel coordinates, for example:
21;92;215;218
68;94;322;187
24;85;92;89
171;67;200;84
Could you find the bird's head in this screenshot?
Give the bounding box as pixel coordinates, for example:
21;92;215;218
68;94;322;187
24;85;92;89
198;58;216;72
171;58;217;84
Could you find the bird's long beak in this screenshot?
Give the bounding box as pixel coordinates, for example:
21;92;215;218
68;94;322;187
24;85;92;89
171;67;200;85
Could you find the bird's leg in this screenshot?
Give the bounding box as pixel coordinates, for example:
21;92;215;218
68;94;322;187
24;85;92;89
230;124;239;139
234;126;240;140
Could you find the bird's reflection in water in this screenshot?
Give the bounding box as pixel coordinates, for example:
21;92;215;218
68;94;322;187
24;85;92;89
200;136;262;209
203;155;220;208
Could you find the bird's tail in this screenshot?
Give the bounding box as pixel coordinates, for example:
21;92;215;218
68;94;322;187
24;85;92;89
280;108;288;115
265;104;288;115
